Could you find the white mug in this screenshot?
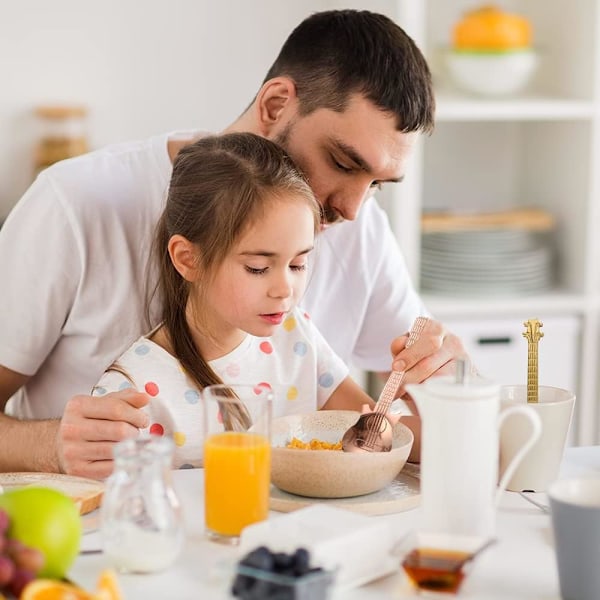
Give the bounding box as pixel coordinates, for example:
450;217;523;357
407;376;541;541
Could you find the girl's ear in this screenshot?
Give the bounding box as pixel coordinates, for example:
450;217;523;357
255;76;298;137
168;234;200;282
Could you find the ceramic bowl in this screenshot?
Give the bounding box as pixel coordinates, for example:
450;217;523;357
270;410;414;499
445;49;538;96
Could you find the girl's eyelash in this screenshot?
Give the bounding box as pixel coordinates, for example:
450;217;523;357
245;266;267;275
245;264;307;275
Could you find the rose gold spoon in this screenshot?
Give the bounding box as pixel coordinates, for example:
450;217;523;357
341;317;429;453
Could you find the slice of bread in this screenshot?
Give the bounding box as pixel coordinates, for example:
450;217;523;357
0;473;104;515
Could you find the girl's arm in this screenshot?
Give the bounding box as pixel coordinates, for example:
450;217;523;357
320;376;374;411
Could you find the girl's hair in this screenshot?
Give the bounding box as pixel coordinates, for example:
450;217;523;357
263;9;435;134
152;132;318;429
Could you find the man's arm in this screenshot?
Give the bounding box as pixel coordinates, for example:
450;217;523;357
0;365;61;472
0;366;150;478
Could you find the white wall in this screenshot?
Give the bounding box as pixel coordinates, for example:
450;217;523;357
0;0;393;218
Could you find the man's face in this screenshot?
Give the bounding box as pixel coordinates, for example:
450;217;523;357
272;94;416;229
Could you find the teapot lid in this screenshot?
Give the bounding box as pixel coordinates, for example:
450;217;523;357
420;374;500;400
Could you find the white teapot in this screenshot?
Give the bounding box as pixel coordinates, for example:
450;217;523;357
406;375;541;540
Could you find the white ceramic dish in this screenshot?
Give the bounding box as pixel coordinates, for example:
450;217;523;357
445;49;538;96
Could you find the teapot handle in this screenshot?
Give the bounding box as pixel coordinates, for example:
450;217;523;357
495;405;542;505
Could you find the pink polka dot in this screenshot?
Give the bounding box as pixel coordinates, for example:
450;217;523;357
226;363;241;378
303;312;310;320
216;410;223;424
259;341;273;354
149;423;164;436
254;382;272;395
145;382;159;396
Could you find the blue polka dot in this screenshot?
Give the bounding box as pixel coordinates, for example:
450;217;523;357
118;380;133;390
318;373;334;388
293;341;308;356
184;389;200;404
93;386;107;396
135;344;150;356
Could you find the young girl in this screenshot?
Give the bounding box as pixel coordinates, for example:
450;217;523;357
92;132;379;467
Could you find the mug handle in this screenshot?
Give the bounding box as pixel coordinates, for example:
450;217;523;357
494;405;542;505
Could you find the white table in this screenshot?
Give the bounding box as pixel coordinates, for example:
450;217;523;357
72;446;600;599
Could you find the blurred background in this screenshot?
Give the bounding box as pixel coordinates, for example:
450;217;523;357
1;0;599;444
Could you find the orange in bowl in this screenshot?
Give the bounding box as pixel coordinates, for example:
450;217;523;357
453;5;532;51
446;4;538;96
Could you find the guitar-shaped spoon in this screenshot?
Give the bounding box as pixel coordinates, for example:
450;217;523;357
342;316;429;453
522;318;544;403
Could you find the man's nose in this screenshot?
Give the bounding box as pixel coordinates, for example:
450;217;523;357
329;183;373;221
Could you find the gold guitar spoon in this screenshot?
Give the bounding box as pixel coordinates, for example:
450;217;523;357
522;318;543;403
342;317;429;453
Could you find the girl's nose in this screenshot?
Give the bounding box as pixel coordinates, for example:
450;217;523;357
269;273;293;299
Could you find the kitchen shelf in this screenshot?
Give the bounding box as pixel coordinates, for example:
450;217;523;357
388;0;600;445
436;94;597;122
423;291;591;318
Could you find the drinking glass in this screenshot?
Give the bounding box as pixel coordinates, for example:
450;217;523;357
202;384;272;544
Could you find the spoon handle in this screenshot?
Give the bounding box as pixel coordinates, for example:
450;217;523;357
375;316;429;415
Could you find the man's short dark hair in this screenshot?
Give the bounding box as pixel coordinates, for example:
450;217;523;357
264;9;435;134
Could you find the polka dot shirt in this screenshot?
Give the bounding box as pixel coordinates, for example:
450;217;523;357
92;307;348;468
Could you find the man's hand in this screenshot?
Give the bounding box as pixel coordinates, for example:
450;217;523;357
390;318;467;397
58;389;150;479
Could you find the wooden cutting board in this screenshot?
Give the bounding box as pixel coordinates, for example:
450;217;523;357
0;472;104;515
269;465;420;516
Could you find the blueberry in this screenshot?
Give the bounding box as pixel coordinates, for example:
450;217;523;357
240;546;275;571
293;548;311;576
273;552;295;571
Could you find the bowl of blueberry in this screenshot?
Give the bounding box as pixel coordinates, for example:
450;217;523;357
232;546;335;600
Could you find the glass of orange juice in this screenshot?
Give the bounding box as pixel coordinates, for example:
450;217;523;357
202;384;272;544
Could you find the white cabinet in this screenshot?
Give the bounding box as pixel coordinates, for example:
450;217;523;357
384;0;600;444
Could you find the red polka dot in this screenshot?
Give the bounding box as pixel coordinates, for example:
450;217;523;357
145;381;159;396
254;382;272;395
149;423;164;436
303;312;310;319
259;341;273;354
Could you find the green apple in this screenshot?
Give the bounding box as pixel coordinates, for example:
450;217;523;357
0;486;82;579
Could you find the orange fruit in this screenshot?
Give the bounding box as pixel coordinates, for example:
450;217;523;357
453;5;532;51
95;569;123;600
19;579;93;600
20;570;122;600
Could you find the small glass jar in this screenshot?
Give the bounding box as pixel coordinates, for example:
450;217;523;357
33;105;89;174
100;437;184;573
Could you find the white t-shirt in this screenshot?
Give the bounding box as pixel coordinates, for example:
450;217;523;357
0;131;427;419
91;307;348;468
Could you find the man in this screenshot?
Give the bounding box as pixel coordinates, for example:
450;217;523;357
0;10;463;478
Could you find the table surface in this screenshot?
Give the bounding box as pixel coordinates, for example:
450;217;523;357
72;446;600;599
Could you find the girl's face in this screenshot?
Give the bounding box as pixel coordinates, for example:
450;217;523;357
198;195;315;350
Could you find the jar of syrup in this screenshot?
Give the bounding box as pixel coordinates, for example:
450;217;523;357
33;105;89;174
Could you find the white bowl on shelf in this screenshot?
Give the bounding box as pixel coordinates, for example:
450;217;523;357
445;49;539;96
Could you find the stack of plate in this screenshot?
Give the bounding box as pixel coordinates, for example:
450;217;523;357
420;229;555;296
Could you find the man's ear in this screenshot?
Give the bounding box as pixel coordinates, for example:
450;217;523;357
168;234;200;282
255;77;298;137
